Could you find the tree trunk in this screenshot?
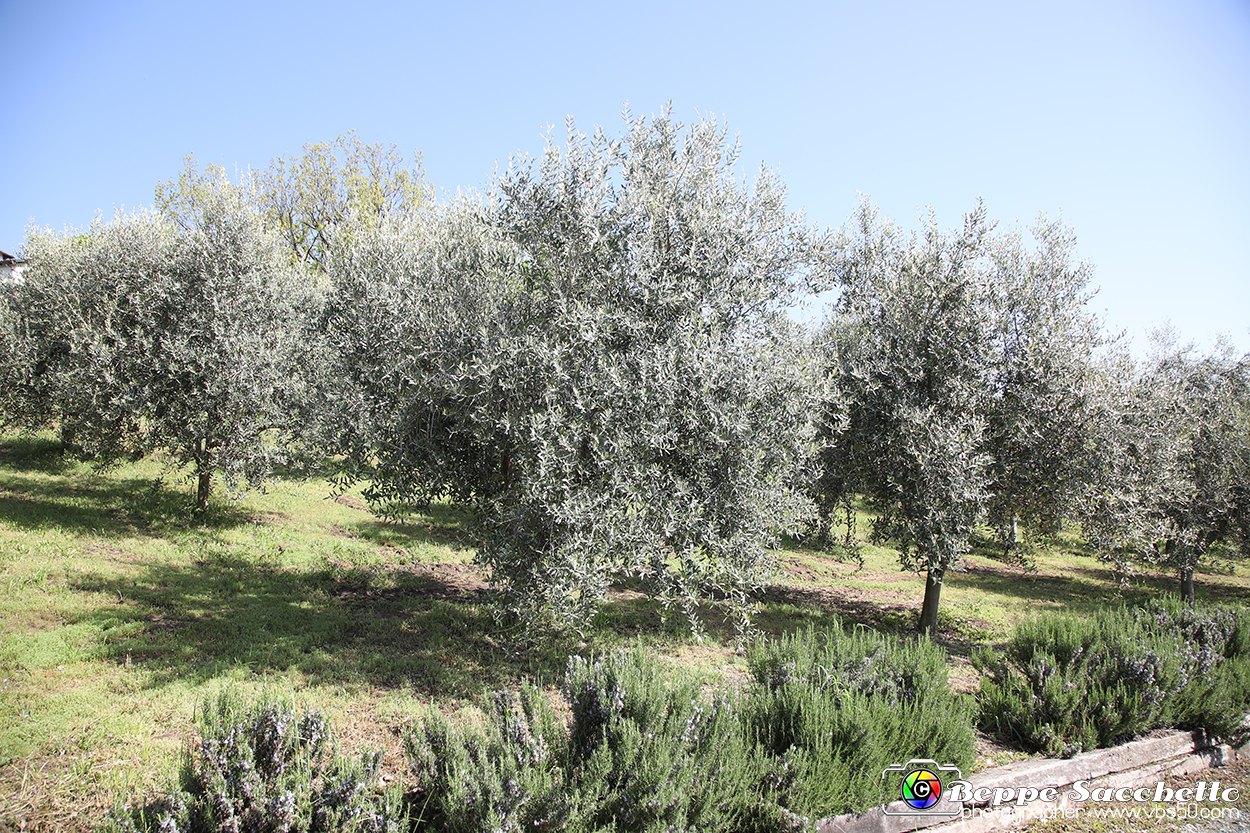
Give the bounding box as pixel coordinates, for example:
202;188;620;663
1180;563;1195;607
196;467;212;514
815;510;831;549
193;437;212;514
1001;513;1019;559
843;499;856;550
919;570;943;636
59;422;77;455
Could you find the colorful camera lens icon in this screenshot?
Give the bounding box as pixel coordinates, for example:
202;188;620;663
901;768;942;809
881;760;963;816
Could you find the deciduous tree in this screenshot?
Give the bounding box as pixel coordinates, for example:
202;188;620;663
156;131;429;270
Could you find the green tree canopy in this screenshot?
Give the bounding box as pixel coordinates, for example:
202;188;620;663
982;216;1105;557
156;131;429;270
1078;334;1250;602
321;109;830;634
823;200;995;635
17;182;320;510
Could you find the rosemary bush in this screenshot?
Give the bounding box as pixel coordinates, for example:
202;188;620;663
743;625;975;819
562;652;762;832
976;598;1250;756
114;690;402;833
404;683;568;833
405;650;781;832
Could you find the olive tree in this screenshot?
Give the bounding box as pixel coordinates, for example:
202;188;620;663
0;277;42;430
312;198;517;509
18;180;319;511
323;110;828;633
824;200;994;635
1069;347;1154;553
981;217;1105;558
1079;335;1250;603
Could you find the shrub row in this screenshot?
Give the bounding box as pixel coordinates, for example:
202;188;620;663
119;602;1250;832
117;623;970;833
404;627;976;832
743;625;975;818
974;597;1250;756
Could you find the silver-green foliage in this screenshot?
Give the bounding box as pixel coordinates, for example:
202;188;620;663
562;652;761;831
114;690;402;833
323;109;827;632
16;180;319;508
824;200;995;632
0;277;42;429
1077;333;1250;600
982;217;1105;555
820;202;1112;628
404;684;569;833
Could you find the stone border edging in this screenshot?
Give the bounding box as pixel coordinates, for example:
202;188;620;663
818;729;1249;833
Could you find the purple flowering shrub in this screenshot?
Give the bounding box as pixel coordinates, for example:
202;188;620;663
112;691;402;833
975;598;1250;756
403;634;974;830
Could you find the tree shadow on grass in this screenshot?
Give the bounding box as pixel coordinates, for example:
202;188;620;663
0;467;259;538
0;431;270;537
0;434;76;475
315;491;473;553
589;580;918;649
69;553;574;699
950;562;1127;615
952;558;1250;615
752;584;916;636
1060;561;1250;608
349;517;467;551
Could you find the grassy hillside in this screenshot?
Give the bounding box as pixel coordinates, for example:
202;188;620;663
1;433;1247;830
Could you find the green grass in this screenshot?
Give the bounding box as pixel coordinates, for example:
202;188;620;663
1;432;1247;830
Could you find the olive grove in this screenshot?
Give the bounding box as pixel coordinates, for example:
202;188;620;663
1076;334;1250;603
981;216;1106;558
1;113;1246;633
815;202;1124;632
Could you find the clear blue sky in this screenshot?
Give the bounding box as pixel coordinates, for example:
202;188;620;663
2;0;1247;353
